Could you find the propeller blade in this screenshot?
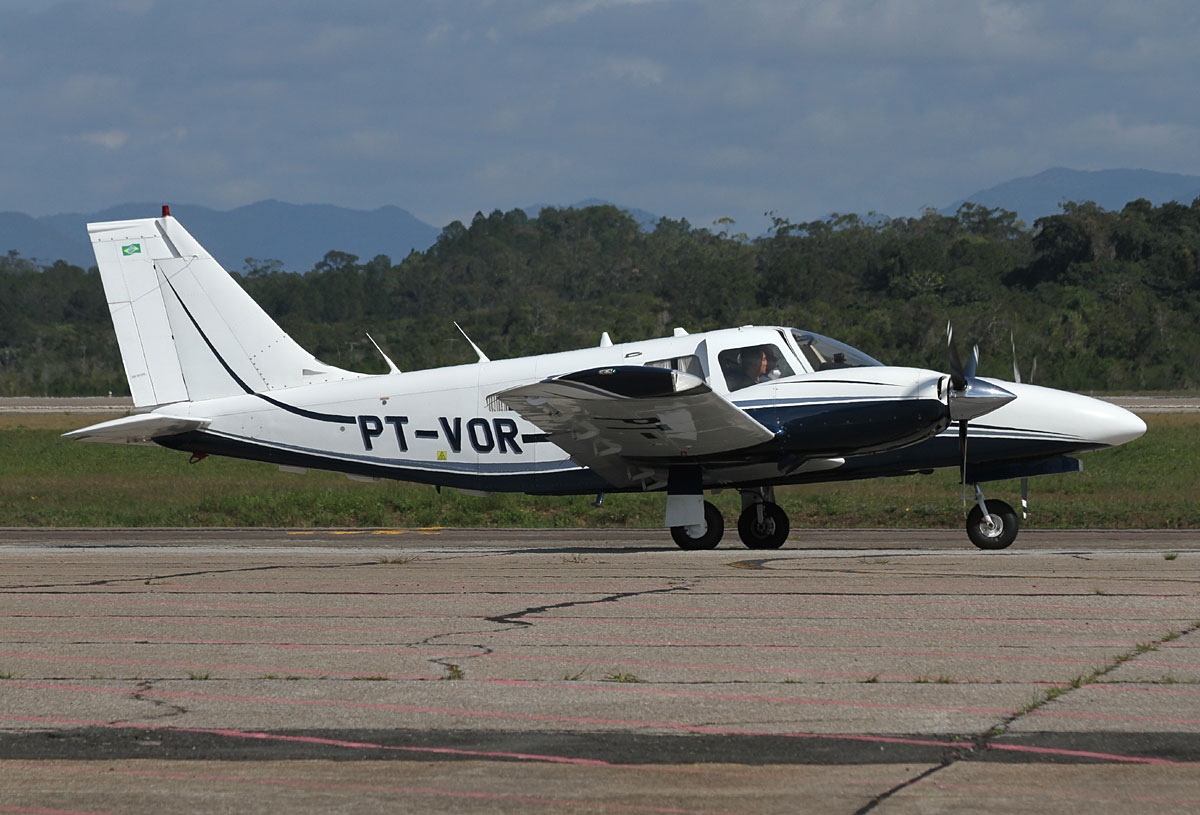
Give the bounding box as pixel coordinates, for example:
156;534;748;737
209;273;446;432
946;323;1016;421
958;420;968;485
1011;332;1037;385
947;322;967;391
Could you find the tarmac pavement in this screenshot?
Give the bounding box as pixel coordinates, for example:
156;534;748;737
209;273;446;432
1;527;1198;813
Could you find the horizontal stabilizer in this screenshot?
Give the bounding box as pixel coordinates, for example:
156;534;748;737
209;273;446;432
64;413;211;445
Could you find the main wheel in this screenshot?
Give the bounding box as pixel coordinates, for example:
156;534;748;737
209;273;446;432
670;500;724;550
737;502;790;549
966;499;1019;550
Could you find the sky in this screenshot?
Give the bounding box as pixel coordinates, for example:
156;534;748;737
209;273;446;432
2;0;1198;235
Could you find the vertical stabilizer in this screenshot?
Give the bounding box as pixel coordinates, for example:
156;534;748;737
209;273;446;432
88;210;362;408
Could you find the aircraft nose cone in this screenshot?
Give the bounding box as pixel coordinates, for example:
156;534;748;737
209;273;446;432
1096;401;1147;447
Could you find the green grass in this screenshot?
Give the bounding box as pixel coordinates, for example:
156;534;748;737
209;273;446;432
1;412;1196;529
603;673;642;683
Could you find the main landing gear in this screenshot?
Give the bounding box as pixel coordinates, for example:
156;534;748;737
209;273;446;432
965;484;1019;550
669;488;790;550
737;487;790;549
670;500;725;550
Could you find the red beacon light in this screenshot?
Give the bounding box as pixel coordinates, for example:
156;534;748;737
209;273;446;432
162;204;171;217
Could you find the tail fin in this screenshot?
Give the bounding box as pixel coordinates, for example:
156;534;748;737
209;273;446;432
89;208;363;408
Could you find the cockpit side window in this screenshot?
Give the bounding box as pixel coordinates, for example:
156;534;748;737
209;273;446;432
718;344;794;391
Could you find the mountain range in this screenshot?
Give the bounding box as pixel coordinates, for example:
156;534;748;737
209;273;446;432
5;168;1199;270
1;200;441;272
938;167;1200;225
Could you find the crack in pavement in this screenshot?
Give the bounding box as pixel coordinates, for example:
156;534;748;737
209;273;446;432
1;561;380;591
484;585;689;627
126;679;189;723
853;762;952;815
400;585;691;678
853;620;1200;813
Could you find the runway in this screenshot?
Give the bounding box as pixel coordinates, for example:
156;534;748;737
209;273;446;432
2;527;1198;813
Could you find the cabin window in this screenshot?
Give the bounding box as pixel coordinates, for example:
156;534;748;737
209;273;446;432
718;344;793;391
644;354;705;379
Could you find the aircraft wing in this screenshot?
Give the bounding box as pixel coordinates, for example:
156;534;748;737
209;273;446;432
63;413;211;445
491;366;776;488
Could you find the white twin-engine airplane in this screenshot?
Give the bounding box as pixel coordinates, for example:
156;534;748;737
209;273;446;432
68;207;1147;550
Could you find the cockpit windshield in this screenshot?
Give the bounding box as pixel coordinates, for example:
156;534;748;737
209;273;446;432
791;329;883;371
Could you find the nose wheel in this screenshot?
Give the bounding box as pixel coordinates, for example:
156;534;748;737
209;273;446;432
966;495;1019;550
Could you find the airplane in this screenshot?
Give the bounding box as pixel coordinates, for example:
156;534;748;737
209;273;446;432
66;207;1147;551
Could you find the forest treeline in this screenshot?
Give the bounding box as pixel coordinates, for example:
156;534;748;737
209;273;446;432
2;197;1198;397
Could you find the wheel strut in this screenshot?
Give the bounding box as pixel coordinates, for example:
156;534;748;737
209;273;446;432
973;483;993;527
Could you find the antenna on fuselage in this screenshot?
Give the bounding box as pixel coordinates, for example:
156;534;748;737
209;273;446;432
365;333;401;374
454;321;490;363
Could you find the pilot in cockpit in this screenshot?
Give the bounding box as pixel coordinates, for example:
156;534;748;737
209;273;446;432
727;346;773;390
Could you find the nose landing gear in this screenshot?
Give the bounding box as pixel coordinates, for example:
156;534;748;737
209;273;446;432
965;484;1019;550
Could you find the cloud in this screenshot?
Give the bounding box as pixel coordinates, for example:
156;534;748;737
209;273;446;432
605;56;665;87
1063;113;1199;163
74;130;130;150
2;0;1199;230
476;151;579;191
336;129;407;160
530;0;665;29
48;73;127;110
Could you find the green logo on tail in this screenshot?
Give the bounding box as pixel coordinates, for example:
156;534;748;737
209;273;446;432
122;243;142;256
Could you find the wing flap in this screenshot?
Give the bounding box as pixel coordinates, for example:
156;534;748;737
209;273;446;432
493;366;775;487
64;413;211;445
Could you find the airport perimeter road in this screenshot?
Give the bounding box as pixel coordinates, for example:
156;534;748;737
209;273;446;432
1;528;1198;814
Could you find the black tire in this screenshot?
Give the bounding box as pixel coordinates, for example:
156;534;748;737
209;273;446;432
966;499;1019;550
737;502;790;549
670;500;724;550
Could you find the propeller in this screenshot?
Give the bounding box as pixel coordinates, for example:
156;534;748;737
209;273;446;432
946;322;1017;485
945;323;1016;424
